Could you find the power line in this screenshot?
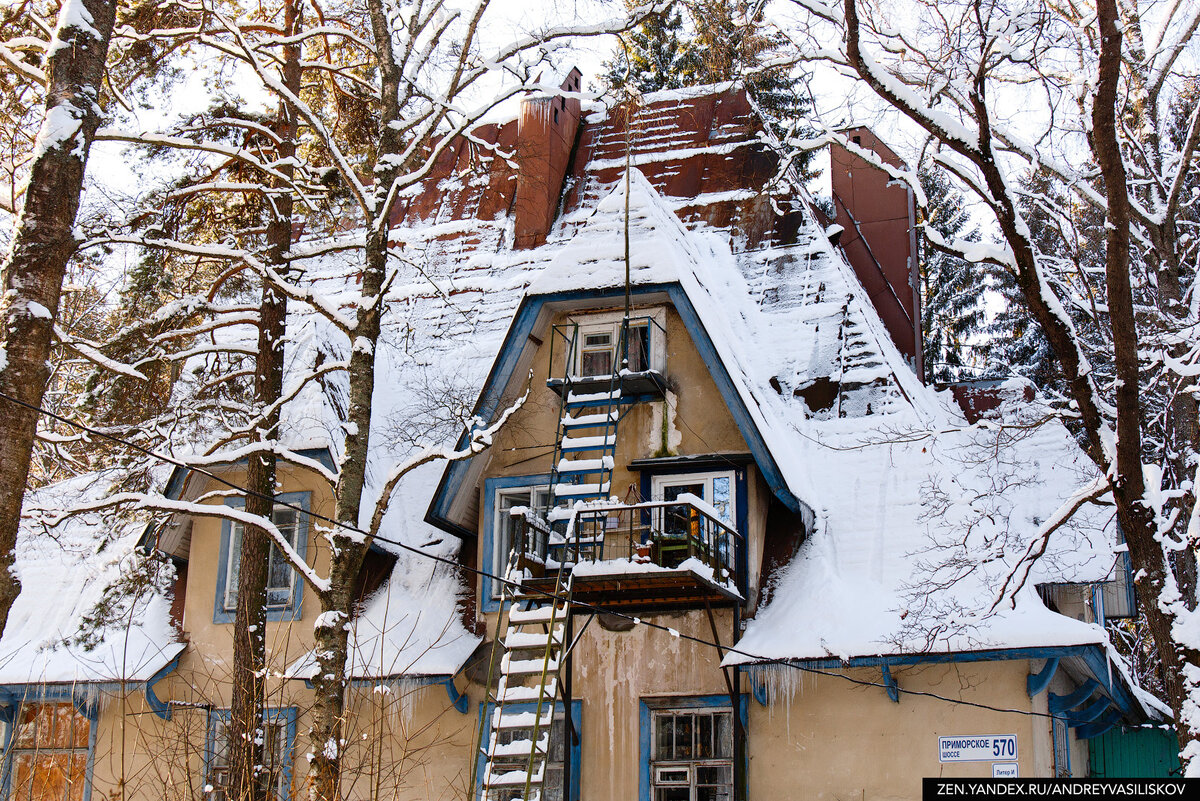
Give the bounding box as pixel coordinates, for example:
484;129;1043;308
1;389;1105;721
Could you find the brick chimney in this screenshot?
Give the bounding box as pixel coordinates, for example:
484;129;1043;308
830;127;923;379
513;67;583;249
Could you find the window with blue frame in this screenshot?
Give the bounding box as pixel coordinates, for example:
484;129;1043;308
1052;714;1071;777
215;492;310;623
205;707;296;801
475;700;581;801
3;701;95;801
640;696;744;801
481;475;550;611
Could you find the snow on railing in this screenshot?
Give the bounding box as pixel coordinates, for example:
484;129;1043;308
510;497;744;593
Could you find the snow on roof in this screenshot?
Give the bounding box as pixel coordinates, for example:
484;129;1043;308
730;384;1120;664
285;532;479;681
3;473;185;685
29;85;1120;677
519;171;1118;663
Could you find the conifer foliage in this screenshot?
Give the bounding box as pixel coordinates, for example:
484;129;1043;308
917;169;985;383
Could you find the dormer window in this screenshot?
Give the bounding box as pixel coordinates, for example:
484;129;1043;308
569;309;664;379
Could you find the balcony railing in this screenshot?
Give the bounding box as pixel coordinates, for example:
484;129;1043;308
509;498;744;599
545;315;669;399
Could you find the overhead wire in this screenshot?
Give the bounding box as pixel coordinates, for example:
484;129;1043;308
1;389;1111;722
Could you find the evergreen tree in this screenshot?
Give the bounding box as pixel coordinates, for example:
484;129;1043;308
602;7;700;93
604;0;816;175
917;169;987;383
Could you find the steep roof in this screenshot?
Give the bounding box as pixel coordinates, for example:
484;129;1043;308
11;83;1126;685
3;473;185;686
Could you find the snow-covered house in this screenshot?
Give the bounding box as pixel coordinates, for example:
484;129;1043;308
1;78;1162;801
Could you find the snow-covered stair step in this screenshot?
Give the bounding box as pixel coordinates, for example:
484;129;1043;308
492;708;555;730
559;434;615;452
553;482;610;497
484;767;544;788
508;605;567;624
506;623;564;642
556;456;613;474
485;733;549;758
499;680;558;703
561;411;618;428
565;389;622;408
501;654;560;676
504;630;562;650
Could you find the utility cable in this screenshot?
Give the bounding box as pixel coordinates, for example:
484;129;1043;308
1;389;1117;722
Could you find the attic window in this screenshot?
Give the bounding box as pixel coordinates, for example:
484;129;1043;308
576;321;651;377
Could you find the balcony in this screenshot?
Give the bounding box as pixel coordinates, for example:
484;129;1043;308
546;315;668;403
510;498;745;611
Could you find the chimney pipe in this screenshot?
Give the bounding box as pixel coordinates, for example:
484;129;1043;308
829;127;923;381
513;67;583;249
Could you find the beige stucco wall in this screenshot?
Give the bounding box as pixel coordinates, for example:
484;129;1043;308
747;659;1059;799
476;301;765;608
71;298;1081;801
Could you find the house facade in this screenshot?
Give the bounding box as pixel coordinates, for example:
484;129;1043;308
0;78;1160;801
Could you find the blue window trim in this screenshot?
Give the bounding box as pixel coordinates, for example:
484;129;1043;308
474;699;582;801
205;706;298;800
1052;713;1072;777
480;474;551;614
638;694;748;801
214;491;311;624
0;686;100;801
638;463;750;591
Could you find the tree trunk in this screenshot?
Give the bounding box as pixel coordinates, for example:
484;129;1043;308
228;3;302;799
1092;0;1200;762
0;0;118;638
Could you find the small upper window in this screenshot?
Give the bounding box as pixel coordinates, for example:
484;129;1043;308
215;493;309;623
574;321;652;377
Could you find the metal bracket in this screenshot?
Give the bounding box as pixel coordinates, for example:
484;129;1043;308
881;663;899;703
442;678;468;714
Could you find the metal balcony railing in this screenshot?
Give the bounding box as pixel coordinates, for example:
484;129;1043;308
510;498;744;594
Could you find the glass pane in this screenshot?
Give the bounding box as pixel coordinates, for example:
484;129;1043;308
583;333;611;347
15;704;41;748
662;484;704;540
655;714;674;760
225;523;243;610
627;325;649;372
714;713;733;759
711;477;732;525
656;790;690;801
695;713;714;758
673;714;693;760
697;765;732;786
697;785;731;801
581;349;613;377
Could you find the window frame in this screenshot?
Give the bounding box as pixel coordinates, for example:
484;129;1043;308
650;471;738;529
0;694;98;801
204;707;297;801
1052;713;1072;778
214;492;311;624
639;695;747;801
567;308;666;379
481;475;551;613
474;699;581;801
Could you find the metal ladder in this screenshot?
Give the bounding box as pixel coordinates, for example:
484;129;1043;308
545;323;632;562
479;567;573;801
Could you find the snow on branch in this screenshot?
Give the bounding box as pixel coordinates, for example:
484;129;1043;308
365;381;531;541
989;475;1113;611
34;492;331;593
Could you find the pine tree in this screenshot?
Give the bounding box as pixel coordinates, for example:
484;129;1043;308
917;169;987;383
602;7;700;93
605;0;816;175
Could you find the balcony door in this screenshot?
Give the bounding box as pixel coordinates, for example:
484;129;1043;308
650;472;736;544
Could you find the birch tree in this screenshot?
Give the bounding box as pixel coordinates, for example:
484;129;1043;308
780;0;1200;766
